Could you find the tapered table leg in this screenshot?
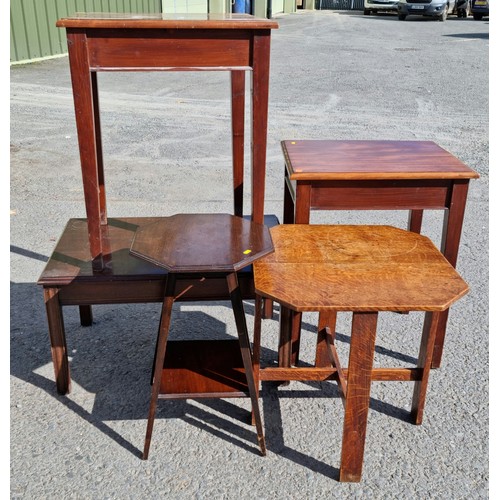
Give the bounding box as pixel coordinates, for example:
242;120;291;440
231;70;245;218
143;273;176;460
227;272;266;456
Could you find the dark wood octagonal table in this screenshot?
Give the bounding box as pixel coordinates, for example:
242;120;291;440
129;213;274;459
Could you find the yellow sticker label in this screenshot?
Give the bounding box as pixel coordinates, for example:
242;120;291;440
291;141;296;144
243;249;252;255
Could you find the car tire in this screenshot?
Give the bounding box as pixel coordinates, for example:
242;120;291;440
438;5;448;20
364;8;371;14
473;12;483;19
398;13;407;19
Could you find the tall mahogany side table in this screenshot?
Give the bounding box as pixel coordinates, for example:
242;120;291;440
129;213;274;459
252;224;469;482
281;140;479;368
38;13;278;395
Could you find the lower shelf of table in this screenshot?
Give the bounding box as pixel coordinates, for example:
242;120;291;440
158;339;248;399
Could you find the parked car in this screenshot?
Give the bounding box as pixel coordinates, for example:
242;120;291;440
398;0;457;20
471;0;489;19
364;0;399;14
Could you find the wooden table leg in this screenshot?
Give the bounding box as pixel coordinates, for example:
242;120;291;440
67;32;104;265
339;312;378;482
44;287;71;395
278;307;302;367
91;71;107;226
143;273;176;460
315;311;338;367
432;180;470;368
411;312;439;424
283;166;295;224
408;209;424;234
280;182;312;366
227;272;266;456
231;70;245;219
251;294;263;426
78;305;93;327
251;32;271;225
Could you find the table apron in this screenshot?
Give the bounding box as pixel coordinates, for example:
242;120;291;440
52;274;256;306
288;179;462;210
83;28;258;69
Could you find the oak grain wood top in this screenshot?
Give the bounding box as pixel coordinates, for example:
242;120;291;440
253;225;469;312
56;12;279;30
282;140;479;181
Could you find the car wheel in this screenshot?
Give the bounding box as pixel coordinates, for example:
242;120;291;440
438;5;448;20
473;12;483;19
398;13;407;19
364;8;371;14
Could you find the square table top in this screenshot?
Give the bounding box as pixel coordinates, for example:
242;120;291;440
281;140;479;181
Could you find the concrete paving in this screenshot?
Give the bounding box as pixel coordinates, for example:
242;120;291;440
10;10;488;499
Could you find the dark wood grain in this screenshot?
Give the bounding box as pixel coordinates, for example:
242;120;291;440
143;273;176;460
58;15;276;265
130;214;274;273
86;29;253;70
66;31;104;263
44;288;71;395
140;215;269;458
38;216;277;395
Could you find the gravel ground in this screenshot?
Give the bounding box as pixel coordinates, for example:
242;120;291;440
10;10;488;499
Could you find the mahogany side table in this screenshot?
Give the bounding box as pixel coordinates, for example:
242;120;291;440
39;13;278;395
129;214;274;459
55;13;279;265
281;139;479;368
252;224;469;482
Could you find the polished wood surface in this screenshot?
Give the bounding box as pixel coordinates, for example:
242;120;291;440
282;140;479;180
130;213;274;273
38;216;278;395
140;215;271;459
281;139;478;369
56;12;279;30
57;15;277;264
158;340;247;397
253;225;468;312
252;224;469;482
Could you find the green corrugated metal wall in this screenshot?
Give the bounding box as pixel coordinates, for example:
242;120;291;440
10;0;162;63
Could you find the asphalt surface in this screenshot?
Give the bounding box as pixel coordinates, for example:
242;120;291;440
10;10;489;499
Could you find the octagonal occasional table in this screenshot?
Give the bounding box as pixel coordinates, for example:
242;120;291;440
130;214;274;459
252;224;469;482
